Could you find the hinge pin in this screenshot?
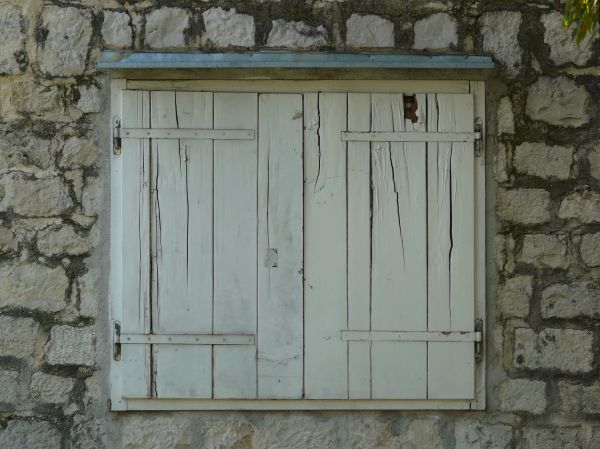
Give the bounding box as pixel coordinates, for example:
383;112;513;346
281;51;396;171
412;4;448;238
113;120;122;156
113;321;122;361
474;319;483;363
474;126;483;157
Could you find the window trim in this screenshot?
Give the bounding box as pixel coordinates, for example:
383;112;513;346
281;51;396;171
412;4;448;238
109;78;486;411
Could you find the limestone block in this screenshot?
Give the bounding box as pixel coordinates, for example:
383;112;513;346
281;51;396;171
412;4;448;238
346;14;394;48
480;11;522;76
76;85;102;114
0;173;73;217
496;188;551;225
266;20;327;48
559;381;600;414
102;10;133;49
0;316;38;358
0;133;53;171
494;142;509;183
522;427;584;449
122;416;191;449
517;234;568;269
79;268;99;318
0;263;68;313
581;232;600;266
497;275;532;318
30;372;74;404
542;12;593;66
0;370;19;403
202;8;255;48
514;142;573;179
45;325;95;366
0;4;26;74
496;378;547;413
526;76;590;127
0;225;21;254
251;416;338;449
59;136;99;169
0;420;61;449
37;225;92;257
413;13;457;50
454;420;513;449
69;415;103;449
39;6;92;77
81;176;103;216
541;282;600;319
588;147;600;180
497;97;515;135
513;327;593;373
559;191;600;223
145;7;189;49
10;80;64;119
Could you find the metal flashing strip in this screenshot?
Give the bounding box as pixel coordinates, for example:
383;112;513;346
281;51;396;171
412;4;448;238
98;51;495;70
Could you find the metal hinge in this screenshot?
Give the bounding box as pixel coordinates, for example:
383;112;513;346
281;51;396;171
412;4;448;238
474;319;484;363
474;126;483;157
113;321;121;361
113;120;122;156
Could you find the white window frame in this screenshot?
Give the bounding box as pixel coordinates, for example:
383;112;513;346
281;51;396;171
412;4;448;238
109;78;486;411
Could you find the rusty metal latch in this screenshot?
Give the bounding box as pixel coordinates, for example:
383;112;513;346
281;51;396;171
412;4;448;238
113;321;121;361
474;126;483;157
474;319;483;363
113;120;122;156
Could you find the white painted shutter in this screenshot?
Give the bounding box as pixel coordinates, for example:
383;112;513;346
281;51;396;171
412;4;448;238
304;92;477;400
113;87;480;407
117;91;303;400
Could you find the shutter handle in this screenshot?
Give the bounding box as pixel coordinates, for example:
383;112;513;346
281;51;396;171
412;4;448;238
474;319;483;363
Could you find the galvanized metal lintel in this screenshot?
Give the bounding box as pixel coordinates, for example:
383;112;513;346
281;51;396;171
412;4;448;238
98;51;495;71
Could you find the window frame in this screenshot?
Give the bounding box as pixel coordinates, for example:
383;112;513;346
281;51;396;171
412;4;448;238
109;78;486;411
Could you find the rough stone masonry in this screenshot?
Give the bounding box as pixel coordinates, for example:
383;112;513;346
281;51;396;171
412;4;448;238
0;0;599;448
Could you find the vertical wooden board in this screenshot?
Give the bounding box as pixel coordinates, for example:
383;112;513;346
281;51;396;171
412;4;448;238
304;92;348;399
347;93;371;399
257;93;304;399
370;93;427;399
427;93;452;332
213;92;258;399
151;91;213;398
428;93;475;399
121;90;151;398
372;342;426;399
428;342;474;399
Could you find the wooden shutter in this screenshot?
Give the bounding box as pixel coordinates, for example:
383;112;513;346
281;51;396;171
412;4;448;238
305;92;478;400
111;83;483;409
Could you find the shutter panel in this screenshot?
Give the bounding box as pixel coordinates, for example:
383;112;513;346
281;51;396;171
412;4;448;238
150;91;214;398
257;94;304;398
212;92;258;398
120;90;151;399
427;93;476;399
305;92;477;400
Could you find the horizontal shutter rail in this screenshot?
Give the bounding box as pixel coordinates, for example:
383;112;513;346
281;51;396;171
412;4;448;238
120;333;255;345
341;131;480;143
342;330;482;343
115;128;255;140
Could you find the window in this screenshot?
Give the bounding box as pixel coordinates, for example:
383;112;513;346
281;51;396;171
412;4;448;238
109;79;485;410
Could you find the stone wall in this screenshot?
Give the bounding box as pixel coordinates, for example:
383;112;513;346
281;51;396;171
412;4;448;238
0;0;599;448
